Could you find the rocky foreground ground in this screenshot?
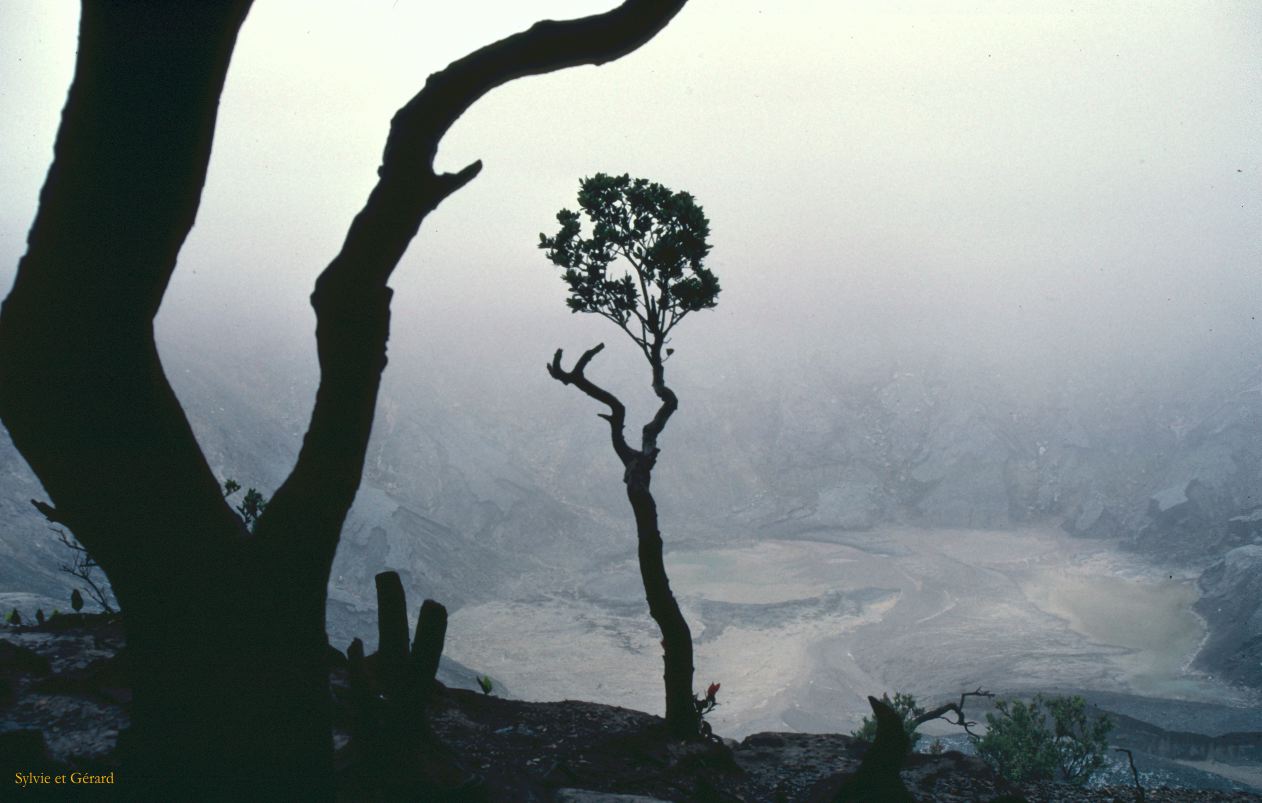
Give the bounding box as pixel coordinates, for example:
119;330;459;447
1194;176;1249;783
2;615;1260;802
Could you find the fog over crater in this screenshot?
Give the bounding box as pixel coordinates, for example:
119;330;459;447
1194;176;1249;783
2;0;1261;791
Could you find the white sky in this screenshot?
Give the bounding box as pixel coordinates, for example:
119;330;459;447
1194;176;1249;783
1;1;1260;403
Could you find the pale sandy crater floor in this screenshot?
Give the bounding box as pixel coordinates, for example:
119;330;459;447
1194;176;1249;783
444;525;1257;742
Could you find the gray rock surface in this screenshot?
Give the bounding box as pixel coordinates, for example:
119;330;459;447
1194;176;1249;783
1195;546;1262;688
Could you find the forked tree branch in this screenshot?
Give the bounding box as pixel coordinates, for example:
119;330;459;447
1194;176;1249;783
264;1;689;557
54;527;117;614
33;499;117;613
641;349;678;454
548;344;636;466
911;687;994;737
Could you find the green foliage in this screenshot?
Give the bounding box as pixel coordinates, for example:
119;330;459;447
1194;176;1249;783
476;675;494;696
973;697;1058;783
972;695;1113;786
539;173;719;359
1044;695;1116;784
5;608;21;625
224;478;268;532
851;691;925;753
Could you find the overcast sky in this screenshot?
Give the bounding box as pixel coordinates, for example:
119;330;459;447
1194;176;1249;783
2;2;1260;411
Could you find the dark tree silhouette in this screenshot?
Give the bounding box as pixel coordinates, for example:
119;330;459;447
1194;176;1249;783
815;697;916;803
52;525;116;614
541;173;719;737
0;2;687;798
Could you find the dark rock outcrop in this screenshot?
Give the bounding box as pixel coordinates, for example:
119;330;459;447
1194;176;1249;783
1195;546;1262;688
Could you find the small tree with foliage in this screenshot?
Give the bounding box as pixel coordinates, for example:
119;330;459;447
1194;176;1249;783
973;694;1113;785
223;478;268;532
541;172;719;738
1045;695;1115;784
851;688;994;755
852;691;926;753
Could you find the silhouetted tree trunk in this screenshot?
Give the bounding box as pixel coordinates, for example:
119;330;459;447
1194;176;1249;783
629;466;699;738
550;342;699;738
344;572;454;797
0;1;687;797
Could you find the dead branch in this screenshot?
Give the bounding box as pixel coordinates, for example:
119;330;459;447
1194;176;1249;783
33;498;116;613
1114;748;1146;802
912;687;995;737
548;344;636;465
53;527;116;613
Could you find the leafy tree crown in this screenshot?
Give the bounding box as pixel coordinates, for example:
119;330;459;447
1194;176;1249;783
972;694;1113;786
539;173;719;361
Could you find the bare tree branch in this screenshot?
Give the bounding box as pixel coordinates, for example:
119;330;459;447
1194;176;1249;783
384;0;688;193
548;344;636;465
33;499;118;613
55;527;117;613
912;687;995;737
264;0;688;554
1114;748;1146;802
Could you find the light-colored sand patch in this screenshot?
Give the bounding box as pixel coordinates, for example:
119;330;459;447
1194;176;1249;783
667;540;874;604
697;593;901;735
446;599;664;710
444;525;1238;741
446;587;888;730
876;525;1068;568
1021;567;1204;692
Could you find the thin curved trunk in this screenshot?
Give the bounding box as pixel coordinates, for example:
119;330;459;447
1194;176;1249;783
549;344;700;738
628;474;698;737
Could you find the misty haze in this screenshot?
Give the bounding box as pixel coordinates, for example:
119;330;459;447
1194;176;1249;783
1;1;1260;798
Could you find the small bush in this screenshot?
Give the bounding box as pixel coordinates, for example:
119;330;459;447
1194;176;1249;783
694;681;720;717
972;694;1112;785
694;681;721;739
851;691;925;753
